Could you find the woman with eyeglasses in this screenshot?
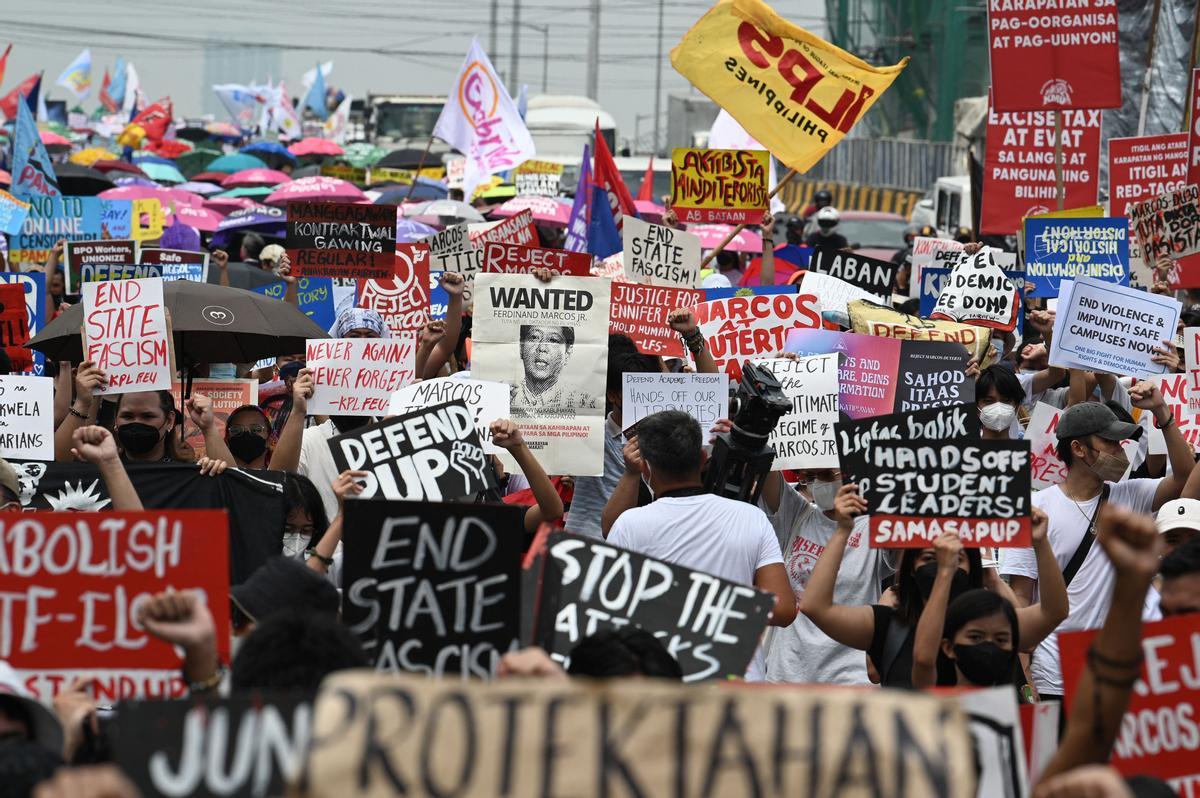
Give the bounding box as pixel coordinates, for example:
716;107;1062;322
222;367;312;471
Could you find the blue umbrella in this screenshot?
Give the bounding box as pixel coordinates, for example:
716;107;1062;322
395;219;438;243
373;177;448;204
133;155;175;168
139;162;187;184
241;141;297;165
210;202;287;249
206;153;268;174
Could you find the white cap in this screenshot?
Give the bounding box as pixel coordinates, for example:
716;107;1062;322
816;206;840;224
0;661;64;754
1156;499;1200;535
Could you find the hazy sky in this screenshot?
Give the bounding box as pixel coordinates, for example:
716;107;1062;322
3;0;825;142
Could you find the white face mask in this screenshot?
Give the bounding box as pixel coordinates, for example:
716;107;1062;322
979;402;1016;433
282;532;308;559
810;478;843;512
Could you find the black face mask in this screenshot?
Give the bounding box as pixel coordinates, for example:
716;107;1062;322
227;432;268;463
117;422;164;456
914;562;970;601
331;415;371;434
953;642;1015;686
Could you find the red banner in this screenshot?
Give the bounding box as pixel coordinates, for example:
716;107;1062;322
477;209;537;247
3;510;231;700
1060;613;1200;792
481;242;592;277
980;98;1101;235
356;243;431;337
1188;69;1200;189
609;283;704;359
1109;134;1190;219
987;2;1120;112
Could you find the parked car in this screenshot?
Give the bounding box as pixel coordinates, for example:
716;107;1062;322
806;210;908;261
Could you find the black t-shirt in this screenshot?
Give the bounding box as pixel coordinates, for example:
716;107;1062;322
869;605;957;688
806;231;849;251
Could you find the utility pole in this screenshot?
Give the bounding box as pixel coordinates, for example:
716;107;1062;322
510;0;521;89
652;0;664;156
586;0;600;100
489;0;499;57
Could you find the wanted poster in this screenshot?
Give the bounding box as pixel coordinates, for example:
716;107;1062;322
807;248;896;300
621;216;701;288
328;400;494;502
472;273;610;477
286;200;397;279
752;354;839;470
929;247;1020;331
865;439;1032;548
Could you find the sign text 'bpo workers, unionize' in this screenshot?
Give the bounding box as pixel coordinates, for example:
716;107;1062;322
328;400;495;503
807;247;897;300
286;200;397;280
753;354;838;470
64;239;139;293
0;375;53;461
929;247;1020;331
389;377;510;456
695;291;822;382
481;241;591;277
305;337;415;416
621;216;701;288
1022;217;1129;297
82;277;171;395
865;439;1032;548
2;510;230;700
342;499;526;678
622;372;728;435
608;283;704;359
669;147;769;224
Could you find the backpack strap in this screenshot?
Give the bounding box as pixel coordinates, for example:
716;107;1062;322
1063;483;1110;588
878;612;911;685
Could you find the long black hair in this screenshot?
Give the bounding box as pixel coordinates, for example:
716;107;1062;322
894;547;984;628
944;589;1020;654
283;473;329;548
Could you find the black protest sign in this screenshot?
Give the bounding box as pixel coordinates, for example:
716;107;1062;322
286;200;397;279
63;239;139;293
894;340;975;413
532;532;775;682
864;438;1031;548
342;499;526;676
328;400;495;502
835;403;980;493
113;692;312;798
808;247;898;298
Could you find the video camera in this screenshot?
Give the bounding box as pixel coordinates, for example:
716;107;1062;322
704;361;791;504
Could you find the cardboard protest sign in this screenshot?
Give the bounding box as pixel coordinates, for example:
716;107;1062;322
980;98;1102;235
0;282;32;374
836;404;980;496
622;372;728;436
865;439;1032;547
472;273;610;477
1049;276;1181;378
695;291;822;382
286;200;397;279
477;209;537;248
513;160;564;196
328;401;495;502
1026;401;1142;489
1110;134;1190;288
0;188;31;236
808;248;896;300
114;692;312;798
388;377;510;455
357;244;431;336
82;277;172;394
137;247;209;283
669;147;769;224
800;270;886;320
0;376;54;460
1156;373;1200;454
785;329;900;419
848;299;995;366
609;283;704;359
254;276;337;333
753;354;838;469
1186;327;1200;415
986;1;1120;112
305;337;415;417
342;499;525;676
170;379;257;460
621;216;701;288
302;671;977;798
1023;217;1129;297
1059;613;1200;791
929;247;1021;331
919;267;1026;336
909;236;966;298
3;510;230;700
895;340;975;413
533;532;775;681
954;687;1032;798
1128;184;1200;287
63;239;140;293
423;223;482;275
481;241;591;276
9;195;103;266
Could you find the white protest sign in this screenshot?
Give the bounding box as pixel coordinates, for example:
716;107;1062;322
0;375;53;460
754;354;839;470
1027;401;1139;489
801;271;885;318
1185;327;1200;414
929;247;1019;331
82;277;171;395
1049;276;1181;378
621;215;701;288
388;377;510;455
306;338;416;417
423;223;482;274
956;688;1030;798
621;372;728;436
909;236;965;298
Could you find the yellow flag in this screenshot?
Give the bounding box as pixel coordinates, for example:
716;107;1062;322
671;0;907;174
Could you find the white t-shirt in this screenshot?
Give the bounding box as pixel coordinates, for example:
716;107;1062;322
760;483;892;684
1000;479;1162;695
299;420;341;522
608;493;784;681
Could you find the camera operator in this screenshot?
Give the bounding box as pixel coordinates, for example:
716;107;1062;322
605;409;796;681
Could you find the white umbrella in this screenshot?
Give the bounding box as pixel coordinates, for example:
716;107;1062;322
402;199;485;224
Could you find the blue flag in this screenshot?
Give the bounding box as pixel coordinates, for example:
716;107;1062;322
109;57;127;107
10;95;59;200
304;63;328;120
25;74;41;117
563;144;590;254
587;183;621;260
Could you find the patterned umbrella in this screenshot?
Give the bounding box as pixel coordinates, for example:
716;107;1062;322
264;176;363;205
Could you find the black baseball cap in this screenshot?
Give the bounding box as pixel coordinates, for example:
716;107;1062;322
1056;402;1142;442
231;556;339;625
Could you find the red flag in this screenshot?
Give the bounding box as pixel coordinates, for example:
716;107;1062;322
99;68;118;113
0;73;40;120
0;45;11;92
592;119;638;231
636;156;654;202
131;98;173;143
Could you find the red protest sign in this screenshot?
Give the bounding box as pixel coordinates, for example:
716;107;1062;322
609;283;704;359
1188;69;1200;189
286;200;397;279
987;2;1120;112
357;242;431;337
1060;613;1200;790
0;282;31;372
478;209;537;247
694;292;822;381
980;96;1101;235
481;242;591;277
3;510;231;700
1109;134;1190;217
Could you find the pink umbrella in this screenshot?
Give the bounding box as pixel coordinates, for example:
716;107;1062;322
221;168;292;188
492;195;572;226
0;169;10;186
166;203;224;232
204;197;257;215
634;199;666;223
39;130;71;148
287;138;344;157
688;224;763;253
264;175;364;205
97;185;204;208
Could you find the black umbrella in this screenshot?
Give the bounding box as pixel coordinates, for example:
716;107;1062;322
27;281;329;374
54;163;115;196
376;148;430;169
291;164;322;179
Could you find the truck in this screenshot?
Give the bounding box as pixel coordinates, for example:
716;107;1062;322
524;95;616;159
364;93;449;153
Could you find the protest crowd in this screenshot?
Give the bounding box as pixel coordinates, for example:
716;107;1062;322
5;0;1200;796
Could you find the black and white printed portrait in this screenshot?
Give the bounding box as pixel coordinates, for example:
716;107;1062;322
512;324;594;416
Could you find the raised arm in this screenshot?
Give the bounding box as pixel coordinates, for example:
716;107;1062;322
911;531;962;688
415;320;447;379
1125;380;1195;510
212;249;230;288
185;392;237;466
798;484;877;651
490;418;563;533
306;469;365;579
668;307;718;374
1013;507;1069;650
1026;310;1067;394
44;239;64;321
424;272;465;377
137;590;222;693
54;361;106;462
269;368;312;473
601;436;642;537
277;252;299;307
71;425;142;510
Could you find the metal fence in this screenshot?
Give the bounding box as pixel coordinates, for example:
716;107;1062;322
802;137;967;192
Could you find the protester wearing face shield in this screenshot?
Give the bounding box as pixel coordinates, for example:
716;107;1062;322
976;365;1025;439
1001;391;1200;702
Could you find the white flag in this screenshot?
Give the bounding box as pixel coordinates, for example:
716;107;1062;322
275;83;302;139
212;84;264;129
121;62;140;116
55;49;92;100
324;93;353;144
302;61;333;91
433;38;534;199
707;109;785;215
